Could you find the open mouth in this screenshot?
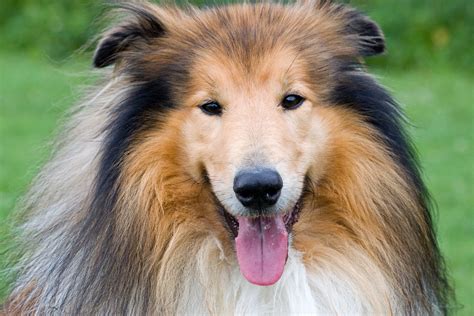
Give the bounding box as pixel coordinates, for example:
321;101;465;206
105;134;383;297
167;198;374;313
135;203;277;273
222;202;301;238
220;201;302;286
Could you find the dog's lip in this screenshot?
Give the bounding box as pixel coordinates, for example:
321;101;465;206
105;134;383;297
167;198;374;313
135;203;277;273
219;200;302;238
223;209;239;237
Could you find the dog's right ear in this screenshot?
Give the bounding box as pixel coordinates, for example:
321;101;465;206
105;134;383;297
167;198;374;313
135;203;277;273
342;8;385;57
93;4;166;68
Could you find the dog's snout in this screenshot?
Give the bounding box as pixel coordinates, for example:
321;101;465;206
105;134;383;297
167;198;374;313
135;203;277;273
233;168;283;209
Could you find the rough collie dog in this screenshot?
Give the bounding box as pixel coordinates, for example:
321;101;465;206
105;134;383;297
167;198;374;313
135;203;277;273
5;1;451;314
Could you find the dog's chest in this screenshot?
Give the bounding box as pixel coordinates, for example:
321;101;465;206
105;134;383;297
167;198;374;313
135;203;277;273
175;249;378;315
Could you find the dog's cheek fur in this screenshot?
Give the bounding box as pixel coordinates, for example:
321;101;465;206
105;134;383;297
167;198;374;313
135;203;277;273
118;111;235;312
295;105;440;312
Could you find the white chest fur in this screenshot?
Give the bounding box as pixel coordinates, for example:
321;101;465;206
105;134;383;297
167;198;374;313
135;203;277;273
173;238;394;315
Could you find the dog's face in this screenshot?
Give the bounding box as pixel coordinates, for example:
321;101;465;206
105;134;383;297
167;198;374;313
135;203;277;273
181;47;331;284
93;3;385;286
182;47;327;220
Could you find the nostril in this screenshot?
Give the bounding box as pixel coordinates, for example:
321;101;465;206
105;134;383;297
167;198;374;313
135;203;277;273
235;189;253;201
264;190;281;204
266;191;278;200
265;187;280;197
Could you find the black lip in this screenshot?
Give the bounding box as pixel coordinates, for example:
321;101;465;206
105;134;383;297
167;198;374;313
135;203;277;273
217;199;303;239
223;208;239;237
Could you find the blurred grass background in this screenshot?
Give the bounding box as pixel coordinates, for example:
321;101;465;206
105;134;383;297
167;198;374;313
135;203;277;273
0;0;472;313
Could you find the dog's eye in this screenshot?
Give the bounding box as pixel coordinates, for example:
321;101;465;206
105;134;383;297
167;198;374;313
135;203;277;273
281;94;304;110
200;101;223;116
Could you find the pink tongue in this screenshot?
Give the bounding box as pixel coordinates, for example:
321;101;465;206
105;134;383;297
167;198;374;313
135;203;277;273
235;216;288;286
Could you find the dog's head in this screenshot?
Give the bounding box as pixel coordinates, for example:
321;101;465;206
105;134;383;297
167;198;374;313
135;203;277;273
93;2;389;286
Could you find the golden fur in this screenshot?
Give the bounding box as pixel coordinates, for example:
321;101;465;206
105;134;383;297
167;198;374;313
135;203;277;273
5;1;450;314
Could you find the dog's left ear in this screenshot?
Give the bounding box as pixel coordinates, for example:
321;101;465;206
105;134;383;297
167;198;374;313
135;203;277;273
343;9;385;57
93;3;167;68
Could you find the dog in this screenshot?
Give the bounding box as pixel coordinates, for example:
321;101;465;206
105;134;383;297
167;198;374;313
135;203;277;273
5;1;451;314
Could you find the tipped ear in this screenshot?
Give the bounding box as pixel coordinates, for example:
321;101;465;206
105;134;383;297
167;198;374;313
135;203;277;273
93;4;166;68
344;9;385;57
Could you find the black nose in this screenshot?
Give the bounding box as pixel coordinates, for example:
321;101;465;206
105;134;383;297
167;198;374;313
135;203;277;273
233;168;283;209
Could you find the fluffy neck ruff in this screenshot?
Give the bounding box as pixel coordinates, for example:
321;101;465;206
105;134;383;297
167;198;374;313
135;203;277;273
158;234;396;315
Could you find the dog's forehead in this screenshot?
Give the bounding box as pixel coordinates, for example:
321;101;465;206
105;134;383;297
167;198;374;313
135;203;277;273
137;4;352;105
194;46;302;87
158;5;300;60
165;5;342;97
184;49;316;109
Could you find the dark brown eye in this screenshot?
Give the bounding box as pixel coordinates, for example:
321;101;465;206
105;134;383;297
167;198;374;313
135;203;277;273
200;101;222;116
281;94;304;110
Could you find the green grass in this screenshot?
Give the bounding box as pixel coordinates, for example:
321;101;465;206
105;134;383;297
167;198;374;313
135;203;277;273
0;53;472;313
0;55;88;218
0;53;90;298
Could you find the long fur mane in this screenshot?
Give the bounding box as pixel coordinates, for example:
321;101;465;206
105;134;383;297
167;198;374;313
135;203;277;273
4;1;451;315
